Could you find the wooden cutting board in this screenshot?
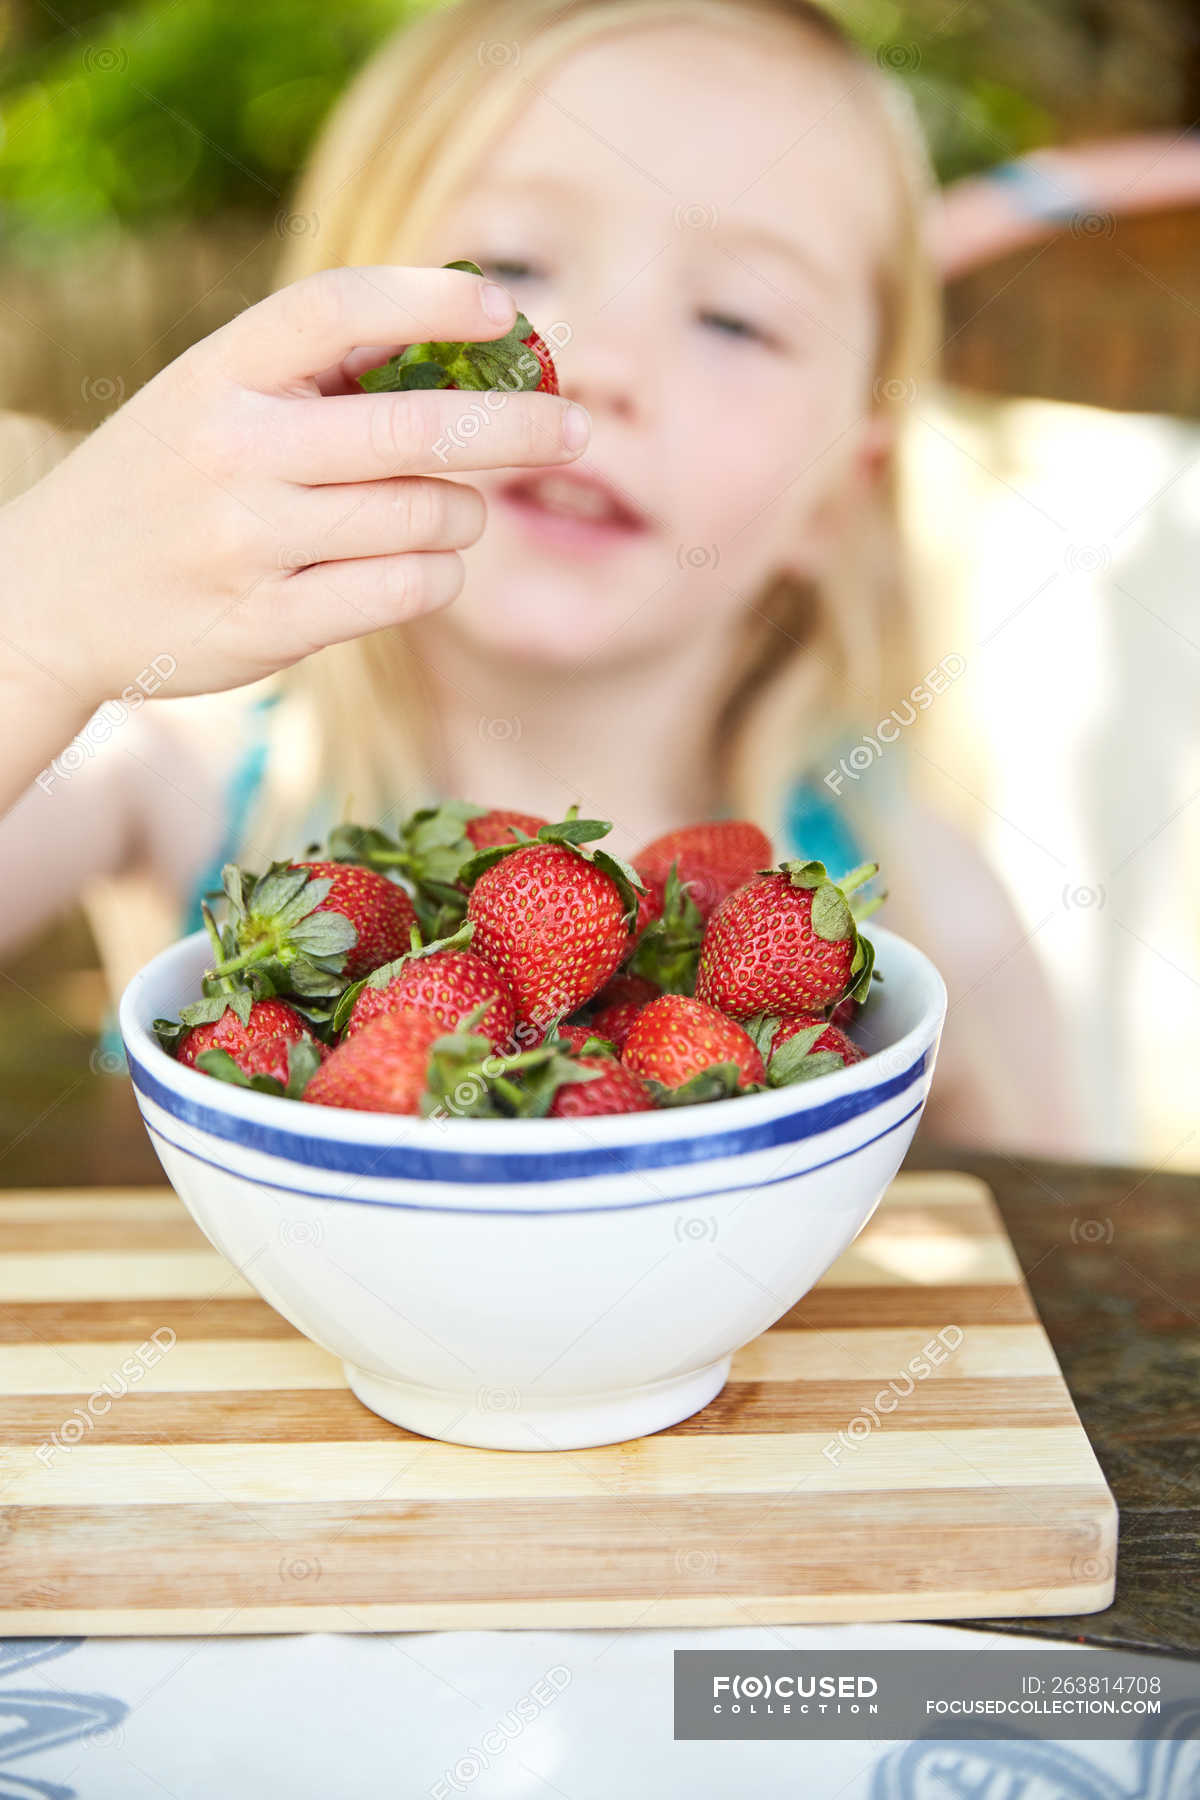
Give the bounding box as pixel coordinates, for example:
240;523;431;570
0;1172;1116;1634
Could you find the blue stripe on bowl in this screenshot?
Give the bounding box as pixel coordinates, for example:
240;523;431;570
126;1049;928;1184
144;1100;926;1214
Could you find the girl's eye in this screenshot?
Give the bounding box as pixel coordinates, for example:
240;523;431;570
477;258;541;283
698;308;774;346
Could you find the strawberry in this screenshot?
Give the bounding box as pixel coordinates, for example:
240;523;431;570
206;859;418;998
304;1010;450;1115
548;1055;655;1117
635;820;773;923
292;862;418;979
743;1011;866;1088
304;1007;553;1118
464;809;549;851
321;805;548;940
621;994;764;1104
627;822;773;995
174;998;314;1079
771;1014;865;1067
462;813;645;1029
587;974;659;1049
696;860;878;1019
554;1022;609;1054
338;944;515;1051
152;993;326;1099
359;260;559;396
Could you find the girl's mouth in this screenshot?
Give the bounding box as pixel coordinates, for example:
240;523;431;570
496;468;652;553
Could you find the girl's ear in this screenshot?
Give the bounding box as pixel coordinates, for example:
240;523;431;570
779;411;896;581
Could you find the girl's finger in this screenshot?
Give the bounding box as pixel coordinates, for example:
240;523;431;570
312;346;397;397
283;477;486;565
280;550;466;639
272;387;590;485
217;266;519;390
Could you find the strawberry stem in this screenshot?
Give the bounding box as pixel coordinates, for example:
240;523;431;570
837;862;880;897
206;936;285;982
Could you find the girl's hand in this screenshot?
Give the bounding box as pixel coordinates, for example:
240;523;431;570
0;265;590;721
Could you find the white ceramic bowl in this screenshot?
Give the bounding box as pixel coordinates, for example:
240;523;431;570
119;925;946;1450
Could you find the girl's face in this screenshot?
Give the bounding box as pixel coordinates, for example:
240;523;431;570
417;17;896;672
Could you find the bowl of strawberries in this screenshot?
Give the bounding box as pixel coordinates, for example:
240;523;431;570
118;805;946;1450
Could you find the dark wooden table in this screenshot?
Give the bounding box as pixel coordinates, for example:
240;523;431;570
1;910;1195;1655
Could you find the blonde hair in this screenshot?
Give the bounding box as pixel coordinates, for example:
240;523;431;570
245;0;940;861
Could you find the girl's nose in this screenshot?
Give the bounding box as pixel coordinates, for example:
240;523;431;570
554;309;643;424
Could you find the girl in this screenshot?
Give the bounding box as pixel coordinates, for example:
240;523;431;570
0;0;1076;1149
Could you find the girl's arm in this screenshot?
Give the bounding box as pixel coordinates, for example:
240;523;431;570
933;133;1200;282
883;805;1084;1157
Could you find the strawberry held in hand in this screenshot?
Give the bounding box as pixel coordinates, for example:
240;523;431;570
463;812;646;1029
359;261;559;396
621;994;764;1105
696;860;878;1020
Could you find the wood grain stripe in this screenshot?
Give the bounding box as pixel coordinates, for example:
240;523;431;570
0;1379;1079;1445
0;1253;258;1302
0;1326;1059;1395
0;1287;1042;1349
1;1426;1106;1503
0;1299;298;1344
0;1239;1013;1295
0;1487;1116;1609
780;1285;1038;1327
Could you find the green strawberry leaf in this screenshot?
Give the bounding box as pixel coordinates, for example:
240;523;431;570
627;865;704;993
193;1046;285;1096
782;859;829;891
779;1049;845;1084
590;848;647;931
329;977;370;1036
457;842;524;889
513;1051;601;1120
283;1038;324;1099
766;1023;829;1086
152;1015;189;1054
810;882;853;945
287;911;358;956
742;1012;777;1059
846;930;876;1006
649;1062;750;1107
537;818;612;847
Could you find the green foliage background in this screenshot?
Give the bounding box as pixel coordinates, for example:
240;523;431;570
0;0;1191;259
